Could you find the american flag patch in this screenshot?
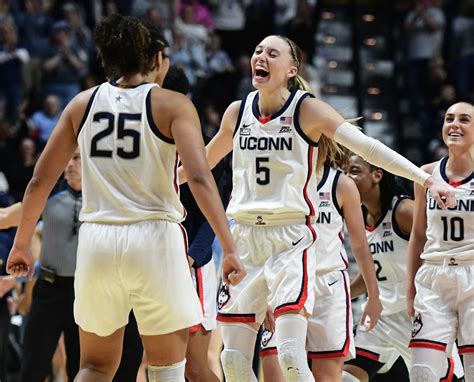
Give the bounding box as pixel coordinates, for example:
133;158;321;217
383;222;392;230
280;116;292;124
319;192;330;201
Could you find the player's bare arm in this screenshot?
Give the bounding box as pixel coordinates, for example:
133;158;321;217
406;163;434;316
338;174;382;329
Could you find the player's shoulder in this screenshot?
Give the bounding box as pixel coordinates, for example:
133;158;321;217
150;86;195;115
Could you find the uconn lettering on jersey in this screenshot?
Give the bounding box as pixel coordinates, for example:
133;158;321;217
428;197;474;212
316;211;331;224
239;136;292;151
370;240;394;254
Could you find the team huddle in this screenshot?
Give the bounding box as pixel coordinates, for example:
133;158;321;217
4;14;473;382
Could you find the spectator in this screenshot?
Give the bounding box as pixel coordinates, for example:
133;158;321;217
452;2;474;99
175;5;208;65
61;3;94;53
206;32;233;78
0;19;30;121
178;0;214;29
404;0;446;111
145;6;173;48
41;20;88;107
235;54;253;100
171;30;206;88
4;137;37;202
30;95;62;147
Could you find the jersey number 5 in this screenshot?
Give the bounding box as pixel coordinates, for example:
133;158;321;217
256;157;270;185
91;112;141;159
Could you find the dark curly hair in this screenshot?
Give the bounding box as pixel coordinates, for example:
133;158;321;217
94;14;168;79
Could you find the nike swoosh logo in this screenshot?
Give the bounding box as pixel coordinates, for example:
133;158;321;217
292;237;304;246
242;122;255;128
328;280;338;286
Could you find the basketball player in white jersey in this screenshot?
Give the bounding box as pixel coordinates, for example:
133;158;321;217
259;143;382;382
179;35;455;381
345;155;464;382
407;102;474;382
6;15;245;381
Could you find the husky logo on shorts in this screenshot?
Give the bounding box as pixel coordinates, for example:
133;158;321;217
218;283;230;309
256;216;266;225
261;328;274;347
411;313;423;338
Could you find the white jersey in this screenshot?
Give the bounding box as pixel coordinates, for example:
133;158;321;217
314;166;348;273
227;89;319;225
365;196;410;315
422;157;474;261
77;82;185;224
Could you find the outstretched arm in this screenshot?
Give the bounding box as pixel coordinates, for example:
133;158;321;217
0;202;22;229
300;98;455;209
338;174;382;330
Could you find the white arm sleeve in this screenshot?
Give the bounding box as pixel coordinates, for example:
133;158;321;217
333;122;430;186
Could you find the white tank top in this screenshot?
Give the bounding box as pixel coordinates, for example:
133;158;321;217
77;82;185;224
365;196;410;315
227;89;319;225
422;157;474;261
314;166;348;273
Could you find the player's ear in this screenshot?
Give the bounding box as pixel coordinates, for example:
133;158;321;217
372;168;383;184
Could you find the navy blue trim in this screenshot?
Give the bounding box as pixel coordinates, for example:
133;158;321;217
251;89;297;123
294;93;319;147
76;86;99;138
232;96;248;138
391;196;412;241
317;165;330;191
332;170;343;217
440;156;474;185
109;81;149;89
146;89;174;144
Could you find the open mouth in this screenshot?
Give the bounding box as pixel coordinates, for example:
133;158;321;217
448;132;463;137
255;68;269;79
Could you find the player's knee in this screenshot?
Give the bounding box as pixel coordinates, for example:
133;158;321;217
277;338;315;381
342;370;362;382
220;349;256;382
410;364;439;382
148;359;186;382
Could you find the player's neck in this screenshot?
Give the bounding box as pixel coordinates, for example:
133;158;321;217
446;152;474;179
116;73;148;87
257;88;291;117
364;189;383;224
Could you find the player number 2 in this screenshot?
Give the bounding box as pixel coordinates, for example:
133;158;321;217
256;157;270;185
441;216;464;242
91;112;141;159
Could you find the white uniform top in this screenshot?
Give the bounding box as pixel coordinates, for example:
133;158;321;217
422;157;474;261
77;82;185;224
365;196;410;315
227;89;319;225
314;166;348;273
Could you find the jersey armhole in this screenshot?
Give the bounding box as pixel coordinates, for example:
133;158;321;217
332;170;343;217
391;196;412;241
294;93;318;147
146;88;174;144
232;95;248;138
76;86;100;138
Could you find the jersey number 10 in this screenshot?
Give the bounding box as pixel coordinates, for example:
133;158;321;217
441;216;464;242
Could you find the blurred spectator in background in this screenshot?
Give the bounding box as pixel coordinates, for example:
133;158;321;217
41;20;88;108
171;29;206;88
132;0;174;27
178;0;214;29
209;0;250;60
404;0;445;112
30;95;61;148
452;1;474;100
61;3;93;54
4;137;37;202
145;6;173;49
235;54;253;100
286;0;316;61
0;19;29;121
206;32;233;78
274;0;297;34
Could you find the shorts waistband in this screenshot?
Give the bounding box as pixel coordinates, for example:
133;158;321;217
424;258;474;266
232;215;316;227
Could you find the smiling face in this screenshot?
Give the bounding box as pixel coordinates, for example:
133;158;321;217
442;102;474;153
250;35;298;91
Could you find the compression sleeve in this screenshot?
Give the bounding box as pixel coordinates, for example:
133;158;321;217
333;122;430;186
